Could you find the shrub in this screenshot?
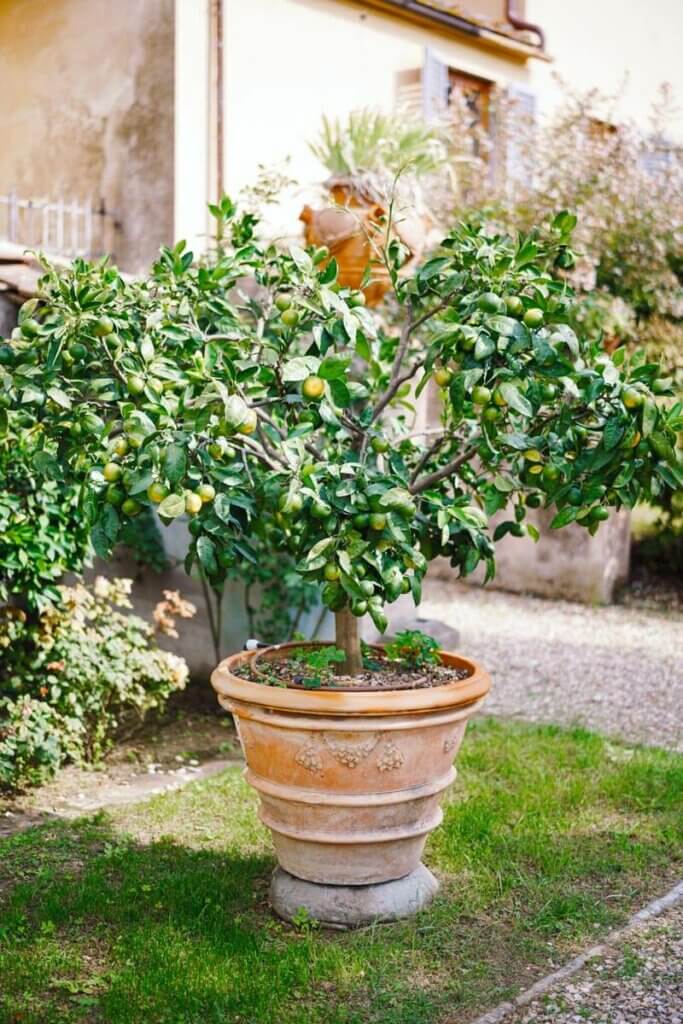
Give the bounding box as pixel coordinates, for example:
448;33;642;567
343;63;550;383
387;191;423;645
0;578;194;790
0;437;92;611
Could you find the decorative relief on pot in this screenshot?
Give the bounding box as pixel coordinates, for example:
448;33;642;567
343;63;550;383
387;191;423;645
377;740;405;772
323;732;380;768
443;734;460;754
295;742;324;775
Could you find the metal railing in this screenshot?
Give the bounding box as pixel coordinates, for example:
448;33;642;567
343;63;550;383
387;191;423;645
0;190;118;260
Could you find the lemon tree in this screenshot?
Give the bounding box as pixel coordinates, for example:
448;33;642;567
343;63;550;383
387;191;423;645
2;201;680;673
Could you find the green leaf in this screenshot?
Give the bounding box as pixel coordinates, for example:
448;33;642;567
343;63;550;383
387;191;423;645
603;418;625;450
499;382;533;417
550;324;579;360
289;245;313;273
641;398;658;438
367;602;388;636
32;450;62;479
307;537;334;562
318;258;338;285
329;378;351;408
282;356;320;382
214;493;232;523
319;356;350;380
493;474;514;492
91;522;113;559
487;315;526;340
474;335;495;360
197;536;217;575
158;493;186;519
127;470;155;495
140;337;155;362
550;506;579;529
47;386;72;409
338;550;352;575
163;444;187;485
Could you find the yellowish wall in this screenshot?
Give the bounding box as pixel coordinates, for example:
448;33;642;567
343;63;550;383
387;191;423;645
220;0;683;208
0;0;175;271
175;0;683;247
223;0;532;200
528;0;683;138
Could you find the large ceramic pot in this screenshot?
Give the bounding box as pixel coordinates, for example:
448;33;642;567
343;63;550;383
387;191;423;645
211;644;490;926
300;178;426;307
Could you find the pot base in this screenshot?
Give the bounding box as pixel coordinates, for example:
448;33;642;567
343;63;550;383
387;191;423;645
270;863;439;929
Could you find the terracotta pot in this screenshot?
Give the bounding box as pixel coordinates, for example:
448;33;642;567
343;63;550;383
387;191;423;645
211;647;490;888
300;180;426;307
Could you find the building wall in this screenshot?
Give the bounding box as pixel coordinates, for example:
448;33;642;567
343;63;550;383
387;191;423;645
222;0;532;206
0;0;175;272
528;0;683;137
186;0;683;241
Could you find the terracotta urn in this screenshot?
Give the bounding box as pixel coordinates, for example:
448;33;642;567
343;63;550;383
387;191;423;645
300;178;427;307
211;644;490;926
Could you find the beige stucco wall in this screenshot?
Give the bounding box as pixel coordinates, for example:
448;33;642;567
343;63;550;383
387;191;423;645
222;0;532;197
0;0;175;272
528;0;683;140
171;0;682;245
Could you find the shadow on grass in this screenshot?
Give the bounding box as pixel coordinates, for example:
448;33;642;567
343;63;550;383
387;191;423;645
0;720;681;1024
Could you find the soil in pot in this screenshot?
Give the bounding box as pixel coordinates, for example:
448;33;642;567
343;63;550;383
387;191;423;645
243;643;471;692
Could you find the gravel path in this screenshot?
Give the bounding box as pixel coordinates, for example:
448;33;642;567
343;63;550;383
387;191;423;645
508;896;683;1024
421;580;683;751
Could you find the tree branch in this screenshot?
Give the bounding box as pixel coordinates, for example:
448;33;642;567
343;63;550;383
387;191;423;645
409;443;478;495
409;434;447;487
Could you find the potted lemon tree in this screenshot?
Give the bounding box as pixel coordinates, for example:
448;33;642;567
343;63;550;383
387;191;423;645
2;197;680;926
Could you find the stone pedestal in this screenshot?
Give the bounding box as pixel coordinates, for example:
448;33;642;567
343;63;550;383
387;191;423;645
270;864;438;929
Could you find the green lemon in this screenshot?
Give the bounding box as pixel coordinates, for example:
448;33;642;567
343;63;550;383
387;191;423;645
504;295;524;316
281;307;299;327
103;462;122;483
478;292;505;315
622;387;643;410
147;482;170;504
121;497;141;517
523;307;544;328
93;316;114;337
197;483;216;503
302;375;325;400
126;374;145;396
185;492;203;515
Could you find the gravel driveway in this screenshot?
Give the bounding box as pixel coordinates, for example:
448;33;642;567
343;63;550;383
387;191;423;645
421;579;683;752
508;896;683;1024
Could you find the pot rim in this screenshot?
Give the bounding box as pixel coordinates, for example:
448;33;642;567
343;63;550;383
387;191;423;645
211;644;490;716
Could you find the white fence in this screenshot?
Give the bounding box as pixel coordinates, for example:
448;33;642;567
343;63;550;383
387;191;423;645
0;191;117;260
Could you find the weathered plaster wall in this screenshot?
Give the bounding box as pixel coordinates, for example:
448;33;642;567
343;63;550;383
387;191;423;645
0;0;174;271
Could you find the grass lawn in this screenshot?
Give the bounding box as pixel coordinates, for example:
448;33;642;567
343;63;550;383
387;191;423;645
1;718;681;1024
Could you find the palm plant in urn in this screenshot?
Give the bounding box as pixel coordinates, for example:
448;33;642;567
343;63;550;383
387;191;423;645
3;193;680;926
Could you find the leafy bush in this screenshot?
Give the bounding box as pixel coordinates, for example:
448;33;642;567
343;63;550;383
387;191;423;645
0;438;92;611
384;630;441;669
0;578;194;790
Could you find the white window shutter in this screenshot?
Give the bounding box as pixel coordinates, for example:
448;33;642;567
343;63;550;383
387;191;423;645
505;84;537;192
396;68;423;118
422;48;449;122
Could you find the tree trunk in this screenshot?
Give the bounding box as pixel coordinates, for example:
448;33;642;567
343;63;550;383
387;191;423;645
334;608;363;677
